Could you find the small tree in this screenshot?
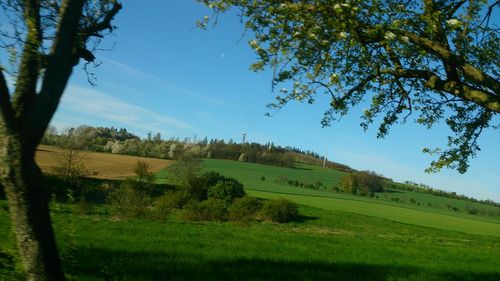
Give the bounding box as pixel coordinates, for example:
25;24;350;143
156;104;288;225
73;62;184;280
134;160;155;186
340;173;357;193
168;147;202;195
54;128;89;187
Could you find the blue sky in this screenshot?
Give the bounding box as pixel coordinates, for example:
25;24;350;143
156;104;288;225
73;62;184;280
4;1;499;201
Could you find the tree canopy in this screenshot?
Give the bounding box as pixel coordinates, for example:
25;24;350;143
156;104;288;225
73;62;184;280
201;0;499;173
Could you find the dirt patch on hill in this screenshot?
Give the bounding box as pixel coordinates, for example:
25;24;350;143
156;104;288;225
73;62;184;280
36;145;173;180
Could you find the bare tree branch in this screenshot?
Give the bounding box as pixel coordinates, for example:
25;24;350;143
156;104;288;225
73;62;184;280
24;0;86;147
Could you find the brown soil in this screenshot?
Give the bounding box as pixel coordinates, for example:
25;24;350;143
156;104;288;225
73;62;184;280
36;145;173;180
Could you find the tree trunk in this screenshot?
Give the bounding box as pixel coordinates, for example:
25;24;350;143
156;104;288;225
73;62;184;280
0;134;65;281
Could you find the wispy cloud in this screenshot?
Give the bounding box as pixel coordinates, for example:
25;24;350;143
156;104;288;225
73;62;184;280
59;85;194;132
101;57;232;107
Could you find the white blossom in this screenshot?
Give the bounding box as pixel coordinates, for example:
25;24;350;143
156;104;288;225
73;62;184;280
249;39;260;49
338;31;347;39
446;19;461;27
308;32;318;40
384;31;396;41
330;73;340;84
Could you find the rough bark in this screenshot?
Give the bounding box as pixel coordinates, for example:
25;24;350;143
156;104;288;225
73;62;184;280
0;1;121;280
0;133;65;281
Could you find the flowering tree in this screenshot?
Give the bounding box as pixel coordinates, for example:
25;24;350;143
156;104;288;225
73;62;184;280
201;0;499;173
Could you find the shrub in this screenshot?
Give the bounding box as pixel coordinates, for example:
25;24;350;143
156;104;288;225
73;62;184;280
208;179;245;203
275;175;289;184
187;171;244;201
315;181;323;189
464;205;478;215
150;191;186;221
340;174;357;193
261;198;299;223
75;195;91;215
107;183;150;218
180;198;228;221
260;176;266;181
228;196;263;222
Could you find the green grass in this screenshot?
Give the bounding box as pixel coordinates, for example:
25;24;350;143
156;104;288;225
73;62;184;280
1;201;499;280
157;159;500;236
2;159;498;280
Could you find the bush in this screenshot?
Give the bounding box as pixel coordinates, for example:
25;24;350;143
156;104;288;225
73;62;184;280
260;176;266;181
340;174;357;193
187;171;244;202
464;205;478;215
180;198;228;221
75;195;91;215
150;191;186;221
208;179;245;203
107;183;150;218
228;196;263;222
261;198;299;223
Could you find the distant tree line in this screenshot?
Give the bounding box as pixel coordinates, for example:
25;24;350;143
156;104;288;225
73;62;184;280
390;180;500;208
41;125;352;171
340;171;385;196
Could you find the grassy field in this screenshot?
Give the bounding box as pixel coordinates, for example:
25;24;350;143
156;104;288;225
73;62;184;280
36;145;173;179
2;153;498;280
157;159;500;236
1;201;499;281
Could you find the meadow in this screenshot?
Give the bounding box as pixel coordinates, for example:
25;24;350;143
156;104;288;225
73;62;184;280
1;150;499;280
158;159;500;235
1;201;499;280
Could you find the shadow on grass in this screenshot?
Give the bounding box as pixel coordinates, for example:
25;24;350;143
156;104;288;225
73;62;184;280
381;189;403;194
293;214;319;223
291;166;313;171
68;247;500;281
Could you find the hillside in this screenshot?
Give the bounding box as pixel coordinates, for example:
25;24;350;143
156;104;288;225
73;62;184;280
1;147;499;280
158;159;500;236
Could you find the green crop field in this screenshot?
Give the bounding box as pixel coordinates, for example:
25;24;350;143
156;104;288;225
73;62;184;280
1;158;499;280
1;201;499;280
157;159;500;235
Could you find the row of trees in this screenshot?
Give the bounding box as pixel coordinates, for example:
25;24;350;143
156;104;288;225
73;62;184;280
395;180;500;207
340;171;385;196
41;125;350;170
